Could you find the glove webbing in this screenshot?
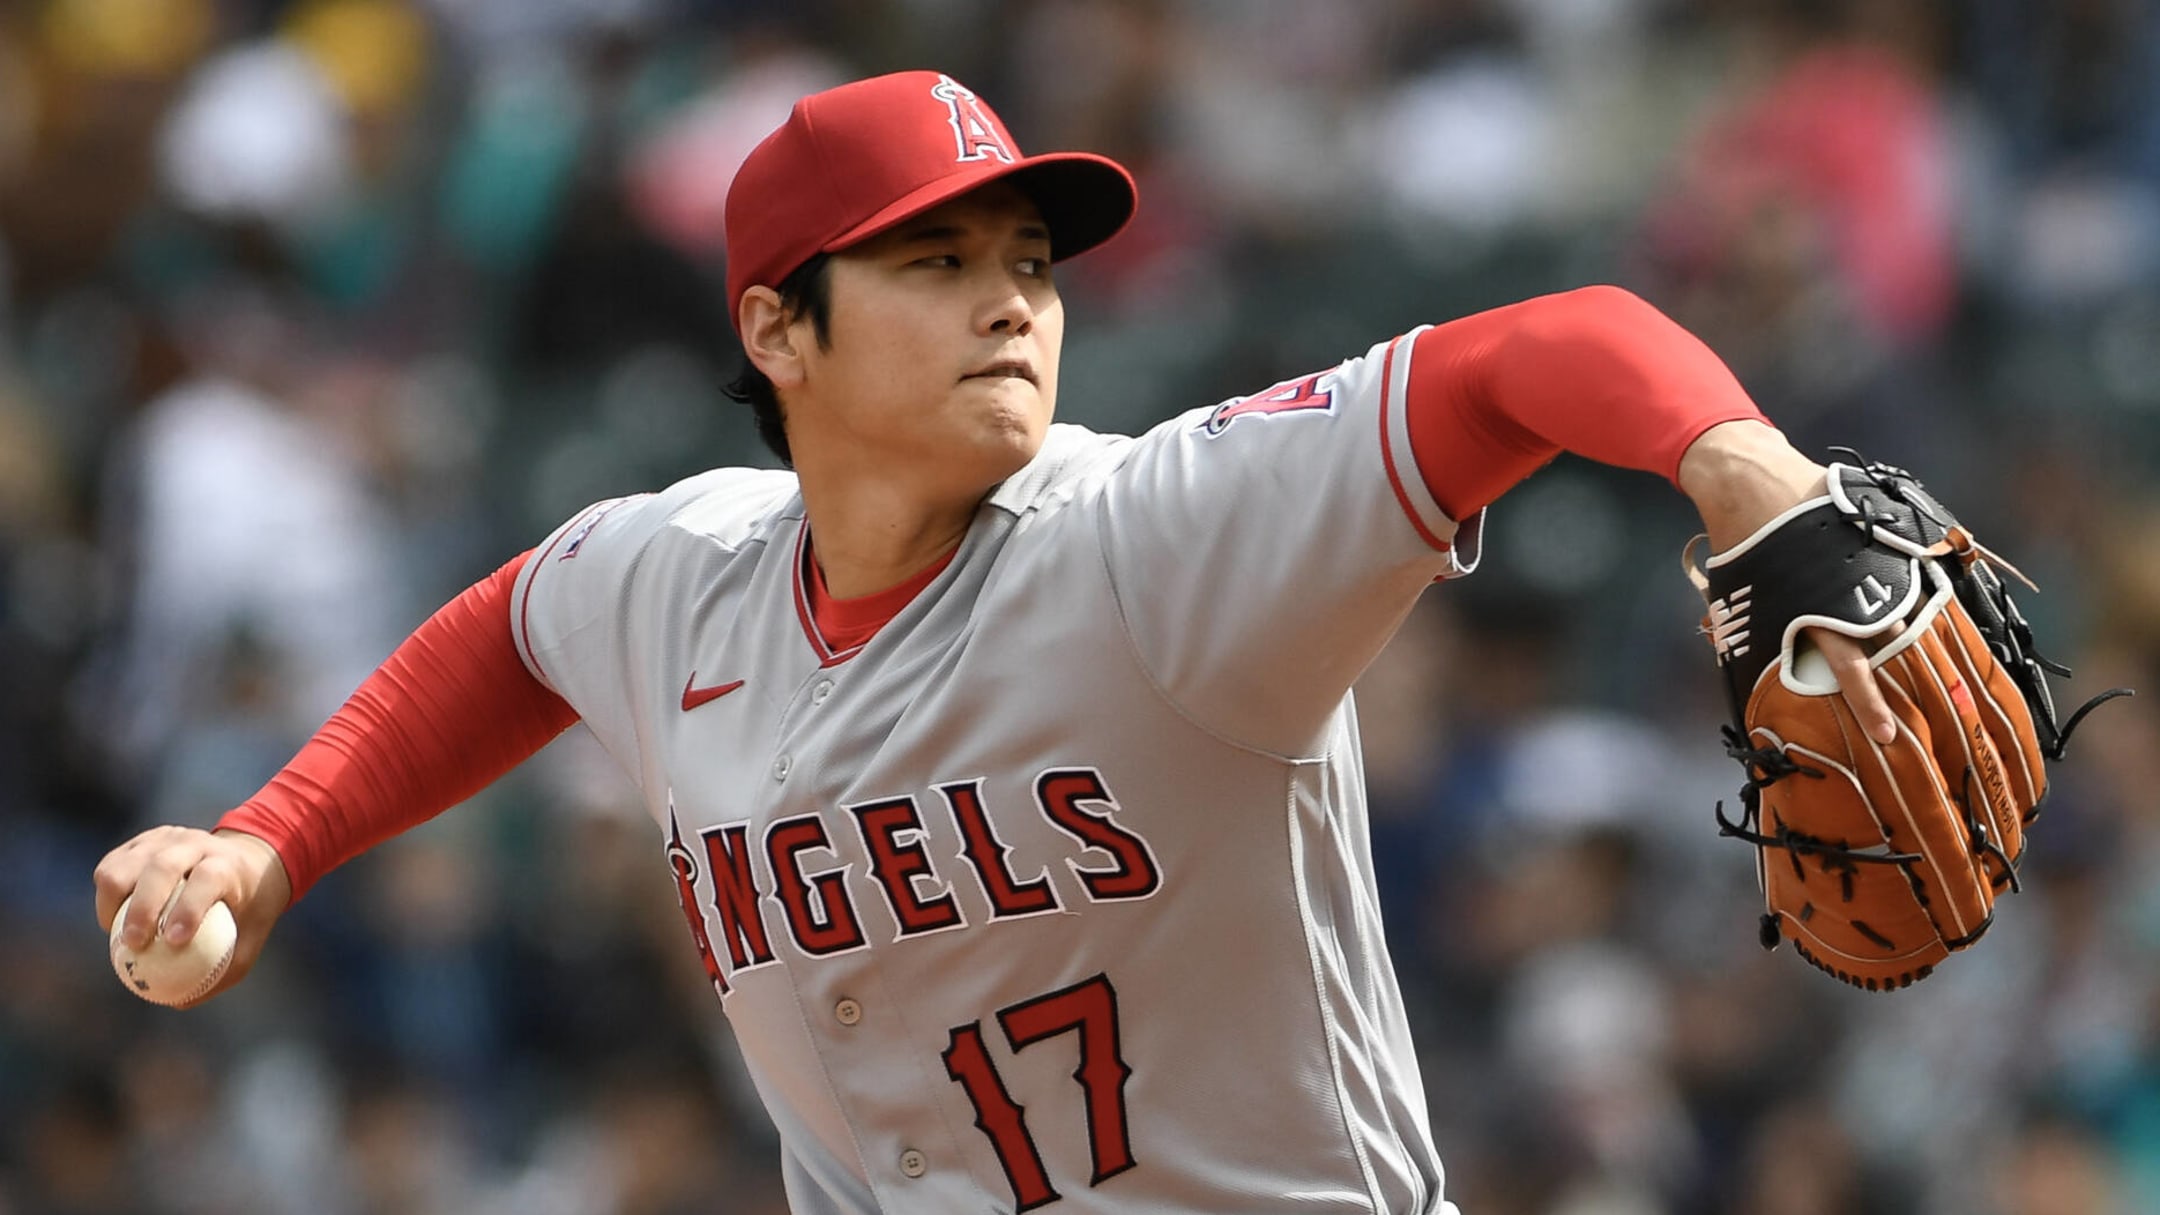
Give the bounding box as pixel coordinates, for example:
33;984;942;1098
1830;450;2133;766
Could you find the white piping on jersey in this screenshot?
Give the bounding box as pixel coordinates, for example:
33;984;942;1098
1375;327;1459;557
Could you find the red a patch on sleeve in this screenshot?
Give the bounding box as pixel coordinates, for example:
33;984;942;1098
1201;369;1339;436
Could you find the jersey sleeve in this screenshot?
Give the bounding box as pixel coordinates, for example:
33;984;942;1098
511;492;654;699
1094;330;1474;758
510;469;794;767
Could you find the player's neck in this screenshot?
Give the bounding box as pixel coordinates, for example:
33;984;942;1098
794;475;977;599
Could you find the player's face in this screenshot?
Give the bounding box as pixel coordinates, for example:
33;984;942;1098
804;183;1063;493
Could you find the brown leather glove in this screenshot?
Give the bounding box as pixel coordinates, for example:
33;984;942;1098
1689;458;2129;990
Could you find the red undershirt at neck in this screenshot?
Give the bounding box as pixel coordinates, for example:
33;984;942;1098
803;536;958;655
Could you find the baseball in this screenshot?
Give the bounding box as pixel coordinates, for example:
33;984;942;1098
1789;638;1837;692
108;892;237;1007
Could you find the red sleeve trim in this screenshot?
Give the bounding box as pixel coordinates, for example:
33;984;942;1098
218;551;580;900
1375;332;1454;553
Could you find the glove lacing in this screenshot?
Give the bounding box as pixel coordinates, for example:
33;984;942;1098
1713;726;1927;951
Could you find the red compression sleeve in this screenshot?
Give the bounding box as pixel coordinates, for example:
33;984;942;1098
1404;285;1768;521
218;552;580;900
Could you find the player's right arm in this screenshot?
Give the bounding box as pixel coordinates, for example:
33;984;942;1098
94;469;792;1005
92;547;581;1004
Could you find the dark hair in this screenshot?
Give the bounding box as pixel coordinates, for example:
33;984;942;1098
724;253;834;468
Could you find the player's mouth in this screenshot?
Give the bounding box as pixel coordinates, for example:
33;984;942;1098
961;359;1037;386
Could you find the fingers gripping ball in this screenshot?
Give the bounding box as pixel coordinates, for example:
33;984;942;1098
1687;456;2132;991
109;891;237;1007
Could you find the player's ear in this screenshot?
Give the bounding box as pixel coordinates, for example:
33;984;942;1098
739;286;808;389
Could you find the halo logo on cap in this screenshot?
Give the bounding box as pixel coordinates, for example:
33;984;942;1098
721;70;1138;333
930;74;1015;165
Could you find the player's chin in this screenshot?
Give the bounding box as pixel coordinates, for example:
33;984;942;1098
955;383;1050;445
950;405;1049;484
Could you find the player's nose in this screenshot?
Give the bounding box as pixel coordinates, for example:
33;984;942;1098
977;280;1034;338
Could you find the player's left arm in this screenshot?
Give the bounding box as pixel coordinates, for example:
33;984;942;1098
1404;285;1897;740
1098;284;1890;756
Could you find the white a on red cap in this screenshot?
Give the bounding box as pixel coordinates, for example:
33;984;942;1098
722;70;1137;330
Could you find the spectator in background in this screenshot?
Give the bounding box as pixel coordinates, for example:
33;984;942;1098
1640;0;1956;351
625;30;844;265
1633;0;1962;475
1963;0;2160;312
87;274;405;816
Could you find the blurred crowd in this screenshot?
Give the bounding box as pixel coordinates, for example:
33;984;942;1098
2;0;2159;1212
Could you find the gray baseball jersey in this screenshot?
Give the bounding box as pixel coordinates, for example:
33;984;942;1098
511;329;1481;1214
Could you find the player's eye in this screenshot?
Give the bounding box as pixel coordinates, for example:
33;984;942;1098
912;253;961;269
1016;257;1050;278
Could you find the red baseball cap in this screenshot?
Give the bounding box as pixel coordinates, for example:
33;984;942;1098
722;70;1137;332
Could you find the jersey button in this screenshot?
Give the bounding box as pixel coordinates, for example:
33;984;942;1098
834;998;862;1026
898;1149;927;1179
811;679;834;705
771;754;792;781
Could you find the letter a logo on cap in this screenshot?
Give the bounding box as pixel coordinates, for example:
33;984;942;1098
930;74;1015;164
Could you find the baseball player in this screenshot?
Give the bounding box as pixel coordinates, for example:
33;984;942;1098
96;71;1897;1214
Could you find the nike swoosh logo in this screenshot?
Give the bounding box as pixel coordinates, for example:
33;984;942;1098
681;675;746;712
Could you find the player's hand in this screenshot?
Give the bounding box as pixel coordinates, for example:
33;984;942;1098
1803;628;1900;744
93;826;293;1006
1678;419;1900;745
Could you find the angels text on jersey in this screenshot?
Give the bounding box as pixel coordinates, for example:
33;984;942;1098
665;765;1165;997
